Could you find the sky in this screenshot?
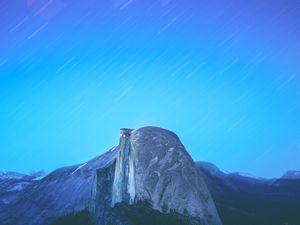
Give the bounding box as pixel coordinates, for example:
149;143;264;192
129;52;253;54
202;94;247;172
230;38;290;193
0;0;300;178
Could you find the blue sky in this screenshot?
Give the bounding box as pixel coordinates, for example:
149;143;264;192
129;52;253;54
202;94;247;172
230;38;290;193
0;0;299;178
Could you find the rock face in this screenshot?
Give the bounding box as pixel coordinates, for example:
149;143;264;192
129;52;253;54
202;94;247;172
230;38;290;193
91;127;223;225
90;161;116;225
112;128;135;206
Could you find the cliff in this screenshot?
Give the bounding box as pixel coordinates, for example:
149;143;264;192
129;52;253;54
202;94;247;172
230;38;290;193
90;127;222;225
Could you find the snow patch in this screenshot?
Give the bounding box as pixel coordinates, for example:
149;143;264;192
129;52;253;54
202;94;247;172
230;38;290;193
71;163;87;175
168;147;174;152
0;172;26;180
8;182;30;191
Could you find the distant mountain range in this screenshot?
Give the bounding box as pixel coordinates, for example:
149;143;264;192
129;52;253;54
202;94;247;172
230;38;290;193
1;127;299;225
281;171;300;180
197;162;300;225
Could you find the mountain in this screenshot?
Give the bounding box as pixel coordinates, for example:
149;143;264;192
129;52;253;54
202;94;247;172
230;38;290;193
0;171;45;181
1;127;222;225
197;162;300;225
0;126;299;225
0;148;117;225
0;171;45;206
90;127;222;225
281;171;300;180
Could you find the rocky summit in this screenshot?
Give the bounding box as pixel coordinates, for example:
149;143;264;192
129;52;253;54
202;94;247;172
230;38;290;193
90;127;222;225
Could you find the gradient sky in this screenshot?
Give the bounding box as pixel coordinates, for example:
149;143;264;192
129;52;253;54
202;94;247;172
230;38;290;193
0;0;300;178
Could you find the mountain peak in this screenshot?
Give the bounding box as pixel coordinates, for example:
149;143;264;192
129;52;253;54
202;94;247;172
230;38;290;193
91;126;223;225
282;170;300;180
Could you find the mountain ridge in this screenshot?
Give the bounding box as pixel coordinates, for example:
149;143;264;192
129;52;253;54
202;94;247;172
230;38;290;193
0;127;299;225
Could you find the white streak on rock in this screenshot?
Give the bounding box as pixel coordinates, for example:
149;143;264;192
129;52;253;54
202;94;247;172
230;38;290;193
71;163;87;175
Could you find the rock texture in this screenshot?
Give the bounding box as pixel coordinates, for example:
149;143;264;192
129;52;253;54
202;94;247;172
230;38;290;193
112;128;135;206
91;127;223;225
90;161;116;225
131;127;221;222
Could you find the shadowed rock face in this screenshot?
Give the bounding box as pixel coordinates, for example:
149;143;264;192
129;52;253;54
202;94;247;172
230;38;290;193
90;162;116;225
91;126;223;225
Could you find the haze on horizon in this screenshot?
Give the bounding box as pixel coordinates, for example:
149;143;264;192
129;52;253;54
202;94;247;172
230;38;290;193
0;0;299;178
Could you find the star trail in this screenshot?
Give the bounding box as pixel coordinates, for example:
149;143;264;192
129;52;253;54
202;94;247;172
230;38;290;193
0;0;299;178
